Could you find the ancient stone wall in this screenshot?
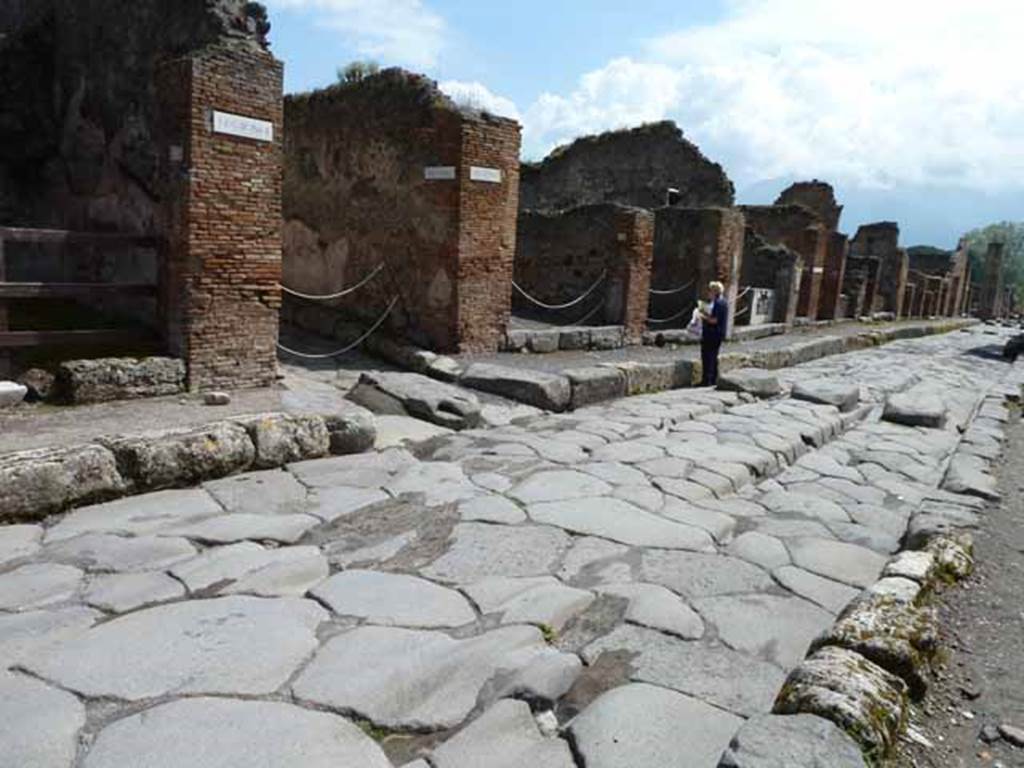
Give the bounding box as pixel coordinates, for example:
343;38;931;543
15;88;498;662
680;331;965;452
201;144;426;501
520;121;734;213
851;222;907;316
282;70;520;353
651;207;744;332
739;205;827;319
741;229;801;325
817;232;848;320
156;44;283;391
843;256;882;318
515;204;654;341
977;242;1005;319
775;181;843;232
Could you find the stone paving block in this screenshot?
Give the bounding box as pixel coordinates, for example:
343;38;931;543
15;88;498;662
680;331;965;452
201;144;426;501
717;713;868;768
0;606;100;667
773;565;861;615
0;524;42;565
463;576;594;631
0;670;85;768
293;625;565;729
882;389;947;429
288;448;417;488
566;367;627;409
509;469;612;504
460;363;571;412
727;531;791;570
788;537;888;588
641;550;774;599
718;368;782;398
660;499;736;542
529;497;715;551
309;486;391;521
432;698;575;768
203;470;311;515
570;683;743;768
458;494;526;524
0;562;83;611
599;582;705;639
25;596;326;701
171;543;328;597
161;512;321;544
81;698;392;768
386;462;480;506
582;624;786;716
313;570;476;628
43;532;197;572
347;371;482;430
84;571;186;613
56;356;184;404
790;379;861;413
421;523;572;584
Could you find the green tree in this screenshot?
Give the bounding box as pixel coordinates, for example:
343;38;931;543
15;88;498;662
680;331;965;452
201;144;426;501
337;60;380;84
962;221;1024;306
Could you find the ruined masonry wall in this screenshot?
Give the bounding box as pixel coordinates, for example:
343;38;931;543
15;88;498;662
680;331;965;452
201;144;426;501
157;46;283;391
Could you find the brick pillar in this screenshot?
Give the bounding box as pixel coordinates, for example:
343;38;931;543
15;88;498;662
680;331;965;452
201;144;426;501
613;208;655;344
457;117;521;353
817;232;847;320
978;242;1005;319
795;226;827;319
156;45;283;391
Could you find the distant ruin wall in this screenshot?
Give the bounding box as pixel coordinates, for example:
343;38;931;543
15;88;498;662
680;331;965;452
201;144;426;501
520;121;734;213
515;204;654;341
282;70;521;353
775;181;843;232
741;230;800;325
851;222;907;316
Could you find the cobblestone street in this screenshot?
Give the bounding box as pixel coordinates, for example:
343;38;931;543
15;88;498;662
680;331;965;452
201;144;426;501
1;325;1021;767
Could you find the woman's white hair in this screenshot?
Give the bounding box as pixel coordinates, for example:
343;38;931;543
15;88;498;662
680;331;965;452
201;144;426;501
708;281;725;294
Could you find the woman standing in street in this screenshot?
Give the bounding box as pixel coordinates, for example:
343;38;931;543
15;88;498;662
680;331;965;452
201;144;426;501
699;281;728;386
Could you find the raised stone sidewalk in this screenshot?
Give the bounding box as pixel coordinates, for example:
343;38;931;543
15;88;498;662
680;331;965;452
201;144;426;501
0;325;1020;767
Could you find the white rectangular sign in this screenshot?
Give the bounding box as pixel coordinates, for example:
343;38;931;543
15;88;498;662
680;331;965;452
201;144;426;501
470;166;502;183
424;166;456;181
812;267;825;274
212;110;274;143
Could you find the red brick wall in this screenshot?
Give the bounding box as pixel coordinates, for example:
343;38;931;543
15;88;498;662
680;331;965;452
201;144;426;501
157;45;283;391
457;117;521;352
817;232;848;320
615;207;655;342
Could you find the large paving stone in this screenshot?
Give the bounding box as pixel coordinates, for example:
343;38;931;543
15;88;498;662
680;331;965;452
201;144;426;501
421;523;572;583
42;533;196;571
758;489;849;523
0;562;83;610
529;497;715;550
458;494;526;524
570;683;744;768
432;698;575;768
99;421;255;491
82;697;391;768
566;366;627;409
0;444;125;522
718;713;868;767
170;542;328;597
309;485;391;521
232;413;330;469
582;624;786;716
0;524;42;565
288;448;417;488
727;532;790;570
790;379;861;413
718;368;782;398
313;569;475;627
347;371;482;430
693;593;834;669
788;537;888;588
660;499;737;541
943;455;1000;500
460;363;571;411
773;566;860;615
44;489;222;543
293;625;565;729
0;670;85;768
882;389;947;429
56;356;184;403
509;469;612;503
0;606;100;666
84;571;186;613
599;582;705;639
590;440;665;464
641;550;774;599
25;596;326;700
161;512;321;544
386;462;480;506
462;576;594;631
203;470;310;515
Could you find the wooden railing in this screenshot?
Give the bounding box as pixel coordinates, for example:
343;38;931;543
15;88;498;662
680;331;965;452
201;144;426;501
0;227;162;375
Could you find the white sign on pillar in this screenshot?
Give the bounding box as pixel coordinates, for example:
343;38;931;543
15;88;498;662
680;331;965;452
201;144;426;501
212;110;274;143
469;166;502;183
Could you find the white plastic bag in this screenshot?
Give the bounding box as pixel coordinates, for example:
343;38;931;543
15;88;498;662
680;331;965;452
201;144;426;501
686;307;703;339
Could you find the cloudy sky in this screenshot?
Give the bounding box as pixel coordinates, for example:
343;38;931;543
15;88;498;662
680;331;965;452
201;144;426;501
265;0;1023;247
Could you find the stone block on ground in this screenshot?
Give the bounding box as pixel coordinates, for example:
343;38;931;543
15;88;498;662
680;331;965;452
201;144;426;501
19;368;56;401
0;380;27;407
56;357;185;404
942;455;1000;500
882;388;947;429
347;371;481;430
322;404;377;455
718;369;782;398
460;363;571;411
717;713;868;768
232;413;329;469
100;421;255;492
0;444;125;522
773;646;908;761
0;670;85;768
791;379;860;413
566;367;627;409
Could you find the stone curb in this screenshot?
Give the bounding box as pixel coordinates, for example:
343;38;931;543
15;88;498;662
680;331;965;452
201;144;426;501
0;410;376;523
719;380;1011;766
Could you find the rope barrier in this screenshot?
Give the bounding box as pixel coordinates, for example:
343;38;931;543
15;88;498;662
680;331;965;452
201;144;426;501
649;279;695;296
566;298;606;327
512;270;607;311
735;286;752;301
276;296;399;359
734;305;751;317
279;263;384;301
647;304;694;325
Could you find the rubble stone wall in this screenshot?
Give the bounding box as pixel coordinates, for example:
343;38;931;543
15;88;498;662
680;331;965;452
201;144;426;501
851;222;907;317
741;229;801;325
282;70;520;353
520;121;735;213
775;180;843;231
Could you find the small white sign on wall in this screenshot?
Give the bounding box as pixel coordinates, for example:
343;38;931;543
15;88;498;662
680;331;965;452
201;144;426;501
812;267;825;274
424;166;457;181
470;166;502;183
212;110;274;143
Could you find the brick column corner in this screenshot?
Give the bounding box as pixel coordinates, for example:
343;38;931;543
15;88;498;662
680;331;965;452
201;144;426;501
614;207;655;343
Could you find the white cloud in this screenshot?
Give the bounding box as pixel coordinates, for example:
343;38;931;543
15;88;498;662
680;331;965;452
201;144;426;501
266;0;445;70
520;0;1024;191
439;81;521;121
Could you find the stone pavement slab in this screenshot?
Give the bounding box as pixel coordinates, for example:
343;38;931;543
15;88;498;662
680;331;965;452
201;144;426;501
0;670;84;768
